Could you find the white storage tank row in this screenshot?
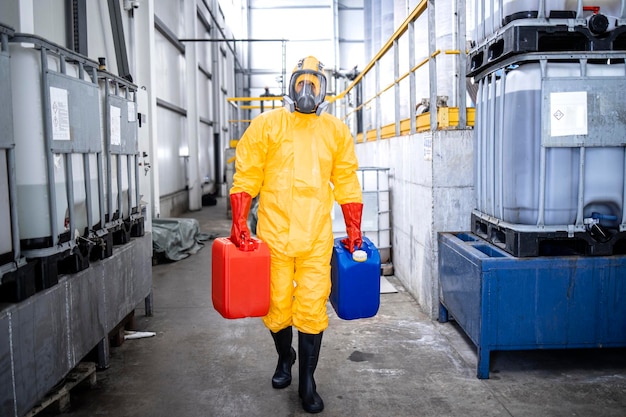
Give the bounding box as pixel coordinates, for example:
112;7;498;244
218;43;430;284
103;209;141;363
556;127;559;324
0;30;143;302
472;51;626;256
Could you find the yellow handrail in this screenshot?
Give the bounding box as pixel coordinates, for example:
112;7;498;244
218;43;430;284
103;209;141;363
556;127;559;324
227;0;473;140
332;0;428;102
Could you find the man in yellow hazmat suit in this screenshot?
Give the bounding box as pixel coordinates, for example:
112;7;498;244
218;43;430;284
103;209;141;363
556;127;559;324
229;56;363;414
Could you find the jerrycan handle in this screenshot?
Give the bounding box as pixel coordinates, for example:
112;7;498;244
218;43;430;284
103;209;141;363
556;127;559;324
239;235;259;252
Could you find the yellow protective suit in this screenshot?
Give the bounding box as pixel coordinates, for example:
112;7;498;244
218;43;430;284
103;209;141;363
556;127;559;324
230;107;362;334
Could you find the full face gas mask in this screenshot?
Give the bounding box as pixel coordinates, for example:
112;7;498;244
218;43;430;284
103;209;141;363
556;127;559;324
285;56;328;115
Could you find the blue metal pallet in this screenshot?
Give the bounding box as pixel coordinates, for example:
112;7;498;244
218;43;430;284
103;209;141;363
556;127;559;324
438;232;626;379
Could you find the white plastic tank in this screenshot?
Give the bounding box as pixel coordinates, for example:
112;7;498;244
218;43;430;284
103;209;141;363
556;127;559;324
332;167;391;263
10;43;102;247
502;0;571;23
475;0;571;42
476;59;625;227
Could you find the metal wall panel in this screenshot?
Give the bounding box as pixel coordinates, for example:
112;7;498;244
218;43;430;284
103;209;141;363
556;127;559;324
154;0;184;37
155;107;187;196
198;122;215;187
154;30;187;107
0;310;13;415
0;235;152;417
11;286;70;415
67;267;105;364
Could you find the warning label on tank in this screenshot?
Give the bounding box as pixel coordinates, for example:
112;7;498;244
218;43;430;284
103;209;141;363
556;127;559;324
111;105;121;146
50;86;70;141
550;91;588;137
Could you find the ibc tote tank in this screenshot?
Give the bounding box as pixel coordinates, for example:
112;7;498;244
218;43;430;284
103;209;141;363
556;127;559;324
9;36;102;262
331;167;391;264
476;55;626;231
98;71;142;242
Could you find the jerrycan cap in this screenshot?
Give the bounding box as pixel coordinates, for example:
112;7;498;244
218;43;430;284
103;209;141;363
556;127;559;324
352;249;367;262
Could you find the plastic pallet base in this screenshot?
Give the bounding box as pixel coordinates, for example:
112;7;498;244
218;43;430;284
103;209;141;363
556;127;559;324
0;261;37;303
89;231;114;262
130;217;145;238
31;252;63;291
57;243;91;275
471;213;626;257
112;222;132;245
468;24;626;78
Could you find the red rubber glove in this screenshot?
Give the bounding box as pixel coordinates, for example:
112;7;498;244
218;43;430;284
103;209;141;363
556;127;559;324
340;202;363;253
230;192;258;251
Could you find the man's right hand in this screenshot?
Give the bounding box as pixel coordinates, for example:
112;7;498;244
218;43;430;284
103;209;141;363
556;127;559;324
230;192;258;251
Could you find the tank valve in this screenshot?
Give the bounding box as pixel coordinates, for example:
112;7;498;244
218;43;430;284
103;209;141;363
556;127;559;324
588;13;609;34
584;212;617;242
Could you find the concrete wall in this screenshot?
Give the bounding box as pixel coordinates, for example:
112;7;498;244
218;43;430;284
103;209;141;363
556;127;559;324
159;190;190;218
355;129;475;318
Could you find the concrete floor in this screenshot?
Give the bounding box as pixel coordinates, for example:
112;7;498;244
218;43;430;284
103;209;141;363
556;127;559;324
62;197;626;417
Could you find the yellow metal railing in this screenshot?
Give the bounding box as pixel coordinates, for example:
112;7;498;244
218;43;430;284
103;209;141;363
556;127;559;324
228;0;473;143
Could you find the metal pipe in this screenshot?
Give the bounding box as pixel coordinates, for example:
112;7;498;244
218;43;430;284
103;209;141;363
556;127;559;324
475;78;484;211
134;91;141;210
622;147;626;230
375;61;381;141
488;72;496;216
84;154;93;233
97;152;106;229
428;0;437;131
65;154;76;238
497;71;506;220
117;154;123;219
41;47;59;245
127;154;133;218
393;39;400;137
537;60;547;226
105;80;114;222
576;59;588;227
7;149;20;261
409;21;416;135
457;0;467;127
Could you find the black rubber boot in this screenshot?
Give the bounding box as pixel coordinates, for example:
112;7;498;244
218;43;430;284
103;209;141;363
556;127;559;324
298;331;324;413
270;327;296;389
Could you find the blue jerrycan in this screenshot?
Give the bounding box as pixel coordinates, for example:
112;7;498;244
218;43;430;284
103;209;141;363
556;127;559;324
330;236;381;320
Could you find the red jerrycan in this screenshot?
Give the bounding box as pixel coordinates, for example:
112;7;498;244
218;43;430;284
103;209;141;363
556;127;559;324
211;237;270;319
